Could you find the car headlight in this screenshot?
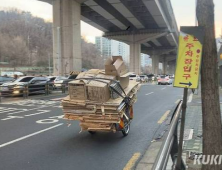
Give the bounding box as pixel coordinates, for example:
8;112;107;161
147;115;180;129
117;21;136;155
14;85;24;89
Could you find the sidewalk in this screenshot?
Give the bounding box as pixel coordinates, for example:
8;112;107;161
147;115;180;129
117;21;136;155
135;88;222;170
182;88;222;169
181;90;203;169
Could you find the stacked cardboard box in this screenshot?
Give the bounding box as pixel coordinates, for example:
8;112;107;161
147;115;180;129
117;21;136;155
62;56;140;132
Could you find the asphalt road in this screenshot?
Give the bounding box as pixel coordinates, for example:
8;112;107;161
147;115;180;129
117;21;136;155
0;84;183;170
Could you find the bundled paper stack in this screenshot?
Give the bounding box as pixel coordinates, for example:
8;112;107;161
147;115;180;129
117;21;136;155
62;56;140;132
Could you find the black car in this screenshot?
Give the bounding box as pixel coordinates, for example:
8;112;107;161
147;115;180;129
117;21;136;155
0;76;49;96
62;74;78;86
0;76;14;85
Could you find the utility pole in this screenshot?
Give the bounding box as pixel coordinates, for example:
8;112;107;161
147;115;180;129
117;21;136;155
196;0;222;169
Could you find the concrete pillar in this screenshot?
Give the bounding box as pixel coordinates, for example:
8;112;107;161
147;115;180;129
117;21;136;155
53;0;81;76
168;62;175;74
162;58;167;75
129;43;141;74
152;56;159;75
104;32;168;75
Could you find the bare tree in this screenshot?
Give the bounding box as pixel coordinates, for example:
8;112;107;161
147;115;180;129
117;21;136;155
196;0;222;169
81;38;104;69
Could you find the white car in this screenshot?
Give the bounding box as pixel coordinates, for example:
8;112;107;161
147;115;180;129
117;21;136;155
47;76;67;89
157;75;173;85
129;74;140;82
139;75;148;82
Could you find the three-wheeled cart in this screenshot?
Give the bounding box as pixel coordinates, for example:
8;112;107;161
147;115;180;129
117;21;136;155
63;78;139;137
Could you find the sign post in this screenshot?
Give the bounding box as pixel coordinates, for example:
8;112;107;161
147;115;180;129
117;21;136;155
174;27;204;170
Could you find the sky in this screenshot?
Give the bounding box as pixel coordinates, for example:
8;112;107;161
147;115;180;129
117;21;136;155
0;0;221;43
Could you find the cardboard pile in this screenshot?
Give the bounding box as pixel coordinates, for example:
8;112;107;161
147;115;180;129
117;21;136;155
62;56;140;132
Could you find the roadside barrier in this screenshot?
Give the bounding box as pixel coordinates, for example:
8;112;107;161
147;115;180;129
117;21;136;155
152;100;186;170
0;82;68;102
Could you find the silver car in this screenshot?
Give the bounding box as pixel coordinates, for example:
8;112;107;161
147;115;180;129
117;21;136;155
139;75;148;82
47;76;67;89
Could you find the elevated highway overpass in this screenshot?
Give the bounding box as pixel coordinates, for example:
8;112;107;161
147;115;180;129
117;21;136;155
38;0;178;75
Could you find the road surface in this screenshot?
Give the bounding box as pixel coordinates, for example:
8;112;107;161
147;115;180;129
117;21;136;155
0;84;182;170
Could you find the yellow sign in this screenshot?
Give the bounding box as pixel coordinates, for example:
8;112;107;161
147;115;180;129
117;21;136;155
220;54;222;59
174;32;202;89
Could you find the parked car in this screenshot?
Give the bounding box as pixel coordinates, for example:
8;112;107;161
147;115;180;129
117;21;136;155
129;74;140;82
57;74;78;88
0;76;14;85
147;74;154;81
139;75;148;82
0;76;49;96
157;75;173;85
47;76;67;89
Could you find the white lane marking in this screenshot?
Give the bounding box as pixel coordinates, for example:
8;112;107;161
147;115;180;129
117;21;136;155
3;100;59;106
8;104;57;115
36;119;59;124
145;92;154;96
50;98;64;101
2;110;50;120
24;110;50;117
188;93;193;103
0;123;63;148
53;106;62;108
161;87;166;90
0;108;18;113
7;109;29;115
2;116;24;121
49;115;64;119
3;109;28;113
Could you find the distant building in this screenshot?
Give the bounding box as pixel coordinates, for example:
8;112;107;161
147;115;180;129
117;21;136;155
95;37;129;64
141;54;151;67
95;37;112;58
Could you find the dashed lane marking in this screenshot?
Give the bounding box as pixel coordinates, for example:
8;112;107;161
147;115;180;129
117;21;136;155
145;92;154;96
0;108;28;114
0;108;18;113
123;153;141;170
3;100;59;106
1;110;50;120
24;110;50;117
158;110;171;124
0;123;63;148
161;87;166;90
8;104;58;115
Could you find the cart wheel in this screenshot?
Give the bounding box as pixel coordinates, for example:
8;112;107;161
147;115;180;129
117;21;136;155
122;123;130;136
88;131;96;135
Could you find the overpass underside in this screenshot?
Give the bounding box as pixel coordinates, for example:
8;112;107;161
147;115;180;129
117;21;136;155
47;0;178;76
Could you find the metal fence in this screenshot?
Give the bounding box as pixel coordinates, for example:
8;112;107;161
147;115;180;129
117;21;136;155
152;100;186;170
0;83;68;102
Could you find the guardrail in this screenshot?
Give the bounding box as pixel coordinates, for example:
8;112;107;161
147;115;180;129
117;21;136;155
152;100;186;170
0;82;68;102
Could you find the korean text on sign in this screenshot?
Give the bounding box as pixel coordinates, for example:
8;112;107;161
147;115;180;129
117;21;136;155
174;32;202;89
